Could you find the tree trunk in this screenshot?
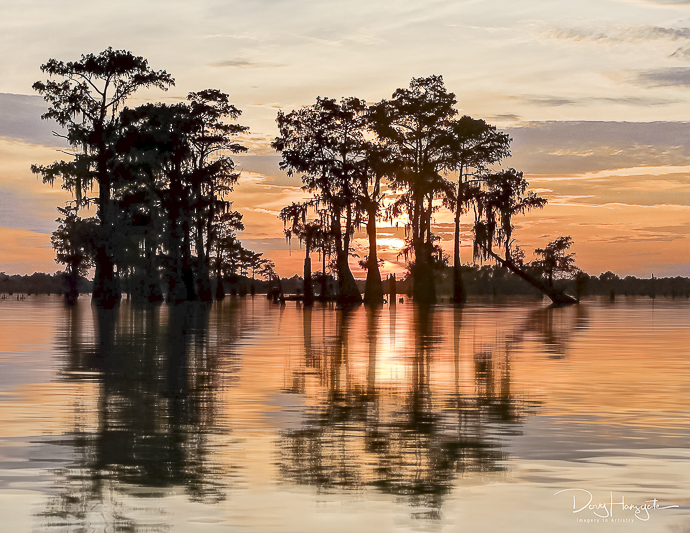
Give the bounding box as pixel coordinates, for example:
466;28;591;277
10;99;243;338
486;249;577;306
413;196;437;305
337;250;362;306
167;168;186;303
320;248;328;300
195;217;212;301
303;253;314;306
181;219;196;301
412;253;436;305
216;279;225;300
65;264;79;306
364;204;383;306
332;207;361;306
453;207;465;303
145;230;163;304
453;172;466;303
215;256;225;300
92;177;119;308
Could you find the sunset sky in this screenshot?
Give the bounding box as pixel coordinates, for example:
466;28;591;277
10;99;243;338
1;0;690;278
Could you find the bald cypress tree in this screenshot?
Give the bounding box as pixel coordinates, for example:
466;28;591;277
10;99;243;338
186;90;248;301
446;117;511;303
32;48;174;308
472;169;576;305
370;76;457;305
273;97;369;306
51;207;98;305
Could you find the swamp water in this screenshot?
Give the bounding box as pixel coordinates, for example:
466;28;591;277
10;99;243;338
0;295;689;532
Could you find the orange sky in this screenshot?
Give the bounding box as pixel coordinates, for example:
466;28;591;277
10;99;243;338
1;0;690;277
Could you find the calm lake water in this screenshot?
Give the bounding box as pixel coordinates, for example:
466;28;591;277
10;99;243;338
0;295;689;532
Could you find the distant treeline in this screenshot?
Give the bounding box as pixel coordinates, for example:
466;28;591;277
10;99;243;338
0;271;313;299
578;271;690;299
4;268;689;300
0;272;92;296
383;267;690;299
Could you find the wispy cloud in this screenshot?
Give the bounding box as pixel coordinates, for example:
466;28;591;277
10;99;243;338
636;67;690;86
595;232;685;244
670;46;690;59
545;22;690;65
489;113;521;122
210;58;286;68
515;95;676;107
248;207;279;216
599;96;678;105
522;97;575;107
546;25;690;44
547;148;622;157
0;189;58;234
344;32;384;45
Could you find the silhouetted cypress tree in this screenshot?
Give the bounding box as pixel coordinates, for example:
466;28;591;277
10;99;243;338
186;90;248;301
445;117;511;303
274;97;371;306
370;76;457;305
51;207;98;304
32;48;174;308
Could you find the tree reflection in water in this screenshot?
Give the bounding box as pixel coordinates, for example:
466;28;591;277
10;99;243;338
277;304;584;521
37;301;243;532
33;299;587;530
518;303;589;359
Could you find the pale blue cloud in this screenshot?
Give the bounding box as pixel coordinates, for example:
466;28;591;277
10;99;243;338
0;93;66;146
0;189;57;234
509;121;690;174
637;67;690;86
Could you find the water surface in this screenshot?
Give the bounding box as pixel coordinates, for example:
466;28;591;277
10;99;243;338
0;296;688;532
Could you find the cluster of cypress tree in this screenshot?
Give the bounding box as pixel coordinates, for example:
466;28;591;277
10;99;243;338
274;77;576;306
32;49;268;307
33;49;578;308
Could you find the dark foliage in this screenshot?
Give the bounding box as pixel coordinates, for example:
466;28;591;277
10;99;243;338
32;49;259;306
